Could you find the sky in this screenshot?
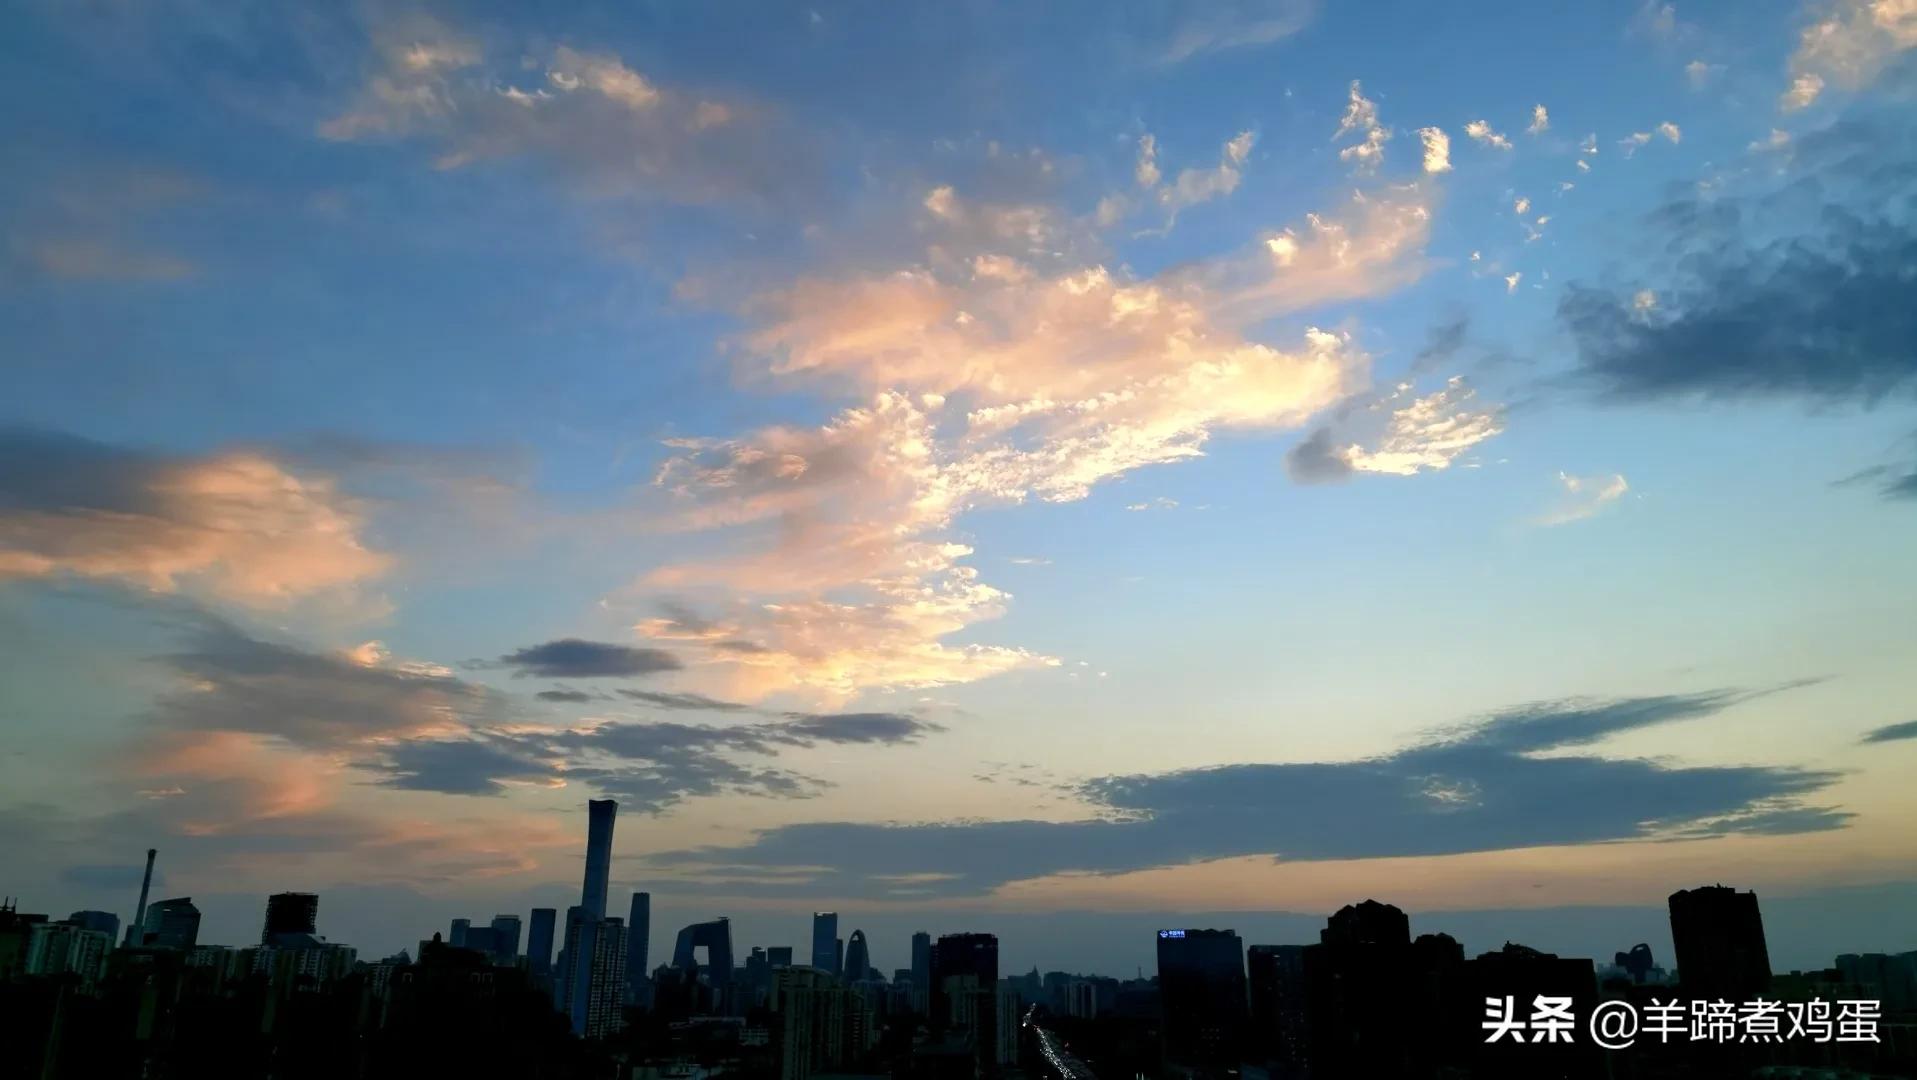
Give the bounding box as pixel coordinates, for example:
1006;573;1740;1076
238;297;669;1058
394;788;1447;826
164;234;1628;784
1;0;1915;976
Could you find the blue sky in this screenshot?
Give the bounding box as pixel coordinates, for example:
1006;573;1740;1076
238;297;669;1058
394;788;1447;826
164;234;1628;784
2;0;1915;969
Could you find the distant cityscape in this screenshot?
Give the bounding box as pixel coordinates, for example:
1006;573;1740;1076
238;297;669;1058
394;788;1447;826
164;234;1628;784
4;800;1914;1079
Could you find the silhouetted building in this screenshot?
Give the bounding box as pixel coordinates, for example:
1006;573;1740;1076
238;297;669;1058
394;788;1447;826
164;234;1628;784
1247;944;1308;1070
773;965;857;1080
845;929;871;982
450;917;470;948
930;932;999;1077
672;917;736;1009
911;930;932;1012
810;912;838;976
1157;928;1247;1074
261;892;318;944
1301;900;1451;1077
527;907;556;976
26;922;111;986
66;910;119;940
490;914;522;965
768;945;793;967
1669;884;1771;1000
581;799;616;920
626;891;650;1005
141;897;200;950
580;916;629;1038
1614;942;1658;984
1837;951;1917;1011
1466;942;1600;1079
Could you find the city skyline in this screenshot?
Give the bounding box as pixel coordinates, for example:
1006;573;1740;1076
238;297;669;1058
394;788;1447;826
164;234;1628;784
4;0;1917;984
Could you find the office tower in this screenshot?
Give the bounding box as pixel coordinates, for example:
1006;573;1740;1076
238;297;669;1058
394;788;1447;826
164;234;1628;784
768;946;793;967
450;917;470;948
465;925;501;961
626;891;650;1005
843;929;871;982
142;897;201;950
836;938;844;978
527;907;557;975
1247;944;1308;1069
1615;942;1658;984
1301;900;1435;1077
1322;897;1409;946
911;931;931;1011
671;917;736;1010
811;912;838;975
581;799;616;920
1669;884;1772;999
930;932;999;1076
67;910;119;940
126;847;156;947
1157;928;1248;1071
490;914;522;964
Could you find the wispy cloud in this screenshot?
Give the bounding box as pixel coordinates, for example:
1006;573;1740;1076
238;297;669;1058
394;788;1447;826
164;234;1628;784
1536;471;1630;526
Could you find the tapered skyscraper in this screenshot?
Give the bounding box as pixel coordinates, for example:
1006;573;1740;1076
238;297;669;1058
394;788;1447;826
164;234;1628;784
581;799;616;920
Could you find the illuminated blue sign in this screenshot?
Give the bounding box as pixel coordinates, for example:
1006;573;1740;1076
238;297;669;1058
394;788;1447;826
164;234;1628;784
1158;929;1185;939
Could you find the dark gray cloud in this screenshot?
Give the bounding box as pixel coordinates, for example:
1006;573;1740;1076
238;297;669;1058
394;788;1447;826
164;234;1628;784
496;638;681;678
1282;426;1353;484
0;427;166;514
1860;720;1917;744
368;711;939;811
149;620;503;750
536;689;599;703
618;689;750;712
647;684;1848;898
1561;114;1917;404
367;737;560;795
1833;433;1917;502
780;712;946;744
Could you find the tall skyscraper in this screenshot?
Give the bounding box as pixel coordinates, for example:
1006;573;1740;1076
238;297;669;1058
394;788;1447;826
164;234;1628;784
910;931;931;1011
1669;884;1772;1000
261;892;318;944
449;917;470;948
490;914;522;964
843;929;871;982
581;799;616;920
527;907;557;976
559;799;623;1036
1157;928;1248;1071
930;932;999;1076
142;897;201;950
626;891;651;1004
811;912;838;975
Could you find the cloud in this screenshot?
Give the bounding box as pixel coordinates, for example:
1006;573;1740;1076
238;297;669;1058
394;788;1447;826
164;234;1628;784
1528;105;1550;135
1629;1;1687;40
1152;131;1258;217
618;689;753;712
643;185;1435;697
319;23;808;210
647;685;1848;897
1860;719;1917;743
393;710;944;811
21;239;196;282
496;638;682;678
1155;0;1317;65
536;689;598;703
1417;127;1452;173
1286;377;1504;483
1687;59;1726;88
1560;115;1917;403
1782;0;1917;111
0;429;390;608
1464;120;1513;150
1504;271;1522;293
1536;472;1630;526
1334;82;1390;173
1135;134;1161;188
